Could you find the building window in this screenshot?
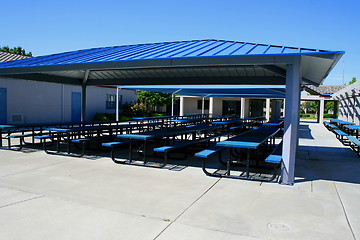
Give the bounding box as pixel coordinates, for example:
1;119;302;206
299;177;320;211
106;94;122;109
197;100;209;110
222;100;240;115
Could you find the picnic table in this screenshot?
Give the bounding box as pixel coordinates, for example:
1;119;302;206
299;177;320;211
132;116;174;124
214;127;280;180
244;116;266;123
118;123;222;164
42;122;164;156
170;118;208;126
0;120;123;149
262;119;284;127
178;113;210;119
343;125;360;138
212;118;248;132
330;119;355;130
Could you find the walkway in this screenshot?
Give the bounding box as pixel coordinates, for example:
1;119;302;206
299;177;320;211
0;122;359;240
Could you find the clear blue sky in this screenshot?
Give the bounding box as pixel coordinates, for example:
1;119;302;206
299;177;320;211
2;0;359;85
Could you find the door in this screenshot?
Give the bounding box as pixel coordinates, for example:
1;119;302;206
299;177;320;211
71;92;81;122
0;88;7;124
222;100;241;116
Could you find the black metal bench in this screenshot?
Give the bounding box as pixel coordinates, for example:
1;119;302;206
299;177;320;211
333;129;349;144
263;141;283;181
5;133;33;150
102;140;135;163
151;132;231;168
347;136;360;157
323;121;338;131
68;136;117;157
195;136;282;182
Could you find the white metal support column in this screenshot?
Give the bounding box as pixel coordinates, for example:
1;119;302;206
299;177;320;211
282;99;286;117
209;97;214;117
319;99;325;124
240;98;246;118
271;100;281;120
171;89;182;116
265;98;271;121
116;87;120;121
202;94;211;114
81;70;90;122
179;97;184;116
281;57;301;185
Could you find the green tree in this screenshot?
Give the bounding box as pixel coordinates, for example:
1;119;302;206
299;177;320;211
324;101;334;113
137;91;173;112
0;46;32;57
309;101;319;114
349;77;357;85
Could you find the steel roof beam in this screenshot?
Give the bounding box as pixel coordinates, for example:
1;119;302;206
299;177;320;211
2;73;80;85
258;65;286;77
86;76;285;86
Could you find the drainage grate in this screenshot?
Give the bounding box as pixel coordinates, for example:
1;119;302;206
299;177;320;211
267;222;292;232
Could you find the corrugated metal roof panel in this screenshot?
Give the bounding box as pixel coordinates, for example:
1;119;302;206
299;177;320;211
0;39;342;69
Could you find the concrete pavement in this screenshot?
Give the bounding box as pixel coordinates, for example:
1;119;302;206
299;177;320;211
0;122;359;240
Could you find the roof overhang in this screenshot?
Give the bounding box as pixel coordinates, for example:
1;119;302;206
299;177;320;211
0;40;344;87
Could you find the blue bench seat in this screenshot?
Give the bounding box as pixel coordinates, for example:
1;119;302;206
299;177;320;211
265;141;283;164
333;129;349;144
72;135;114;143
323;121;338;130
194;146;225;158
102;141;128;147
153;132;230;154
3;133;33;151
347;136;360;157
151;132;231;167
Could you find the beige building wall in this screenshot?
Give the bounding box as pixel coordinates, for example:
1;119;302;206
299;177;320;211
180;96;244;116
0;77;136;124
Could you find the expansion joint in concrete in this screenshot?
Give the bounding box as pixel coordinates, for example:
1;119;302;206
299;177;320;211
153;178;221;239
334;182;357;240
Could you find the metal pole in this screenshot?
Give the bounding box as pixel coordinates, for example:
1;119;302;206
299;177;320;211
116;87;119;121
81;70;90;122
171;94;174;116
171;89;182;116
202;97;205;114
266;98;271;121
281;57;301;185
81;85;87;122
202;94;211;116
179;97;184;116
209;97;214;117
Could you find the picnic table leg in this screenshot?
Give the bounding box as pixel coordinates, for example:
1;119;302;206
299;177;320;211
226;148;231;175
67;132;71;154
246;149;250;178
56;133;61;153
129;139;132;162
0;129;3;147
7;135;11;148
31;128;35;144
143;139;147;164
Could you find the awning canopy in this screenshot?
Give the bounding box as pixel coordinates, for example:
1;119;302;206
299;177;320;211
121;85;286;98
0;39;344;86
0;39;345;185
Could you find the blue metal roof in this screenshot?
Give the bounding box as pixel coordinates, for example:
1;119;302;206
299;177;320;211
0;39;344;87
0;39;344;69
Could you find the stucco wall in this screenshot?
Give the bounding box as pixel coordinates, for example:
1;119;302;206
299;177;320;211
338;96;360;124
180;96;244;116
0;77;136;124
